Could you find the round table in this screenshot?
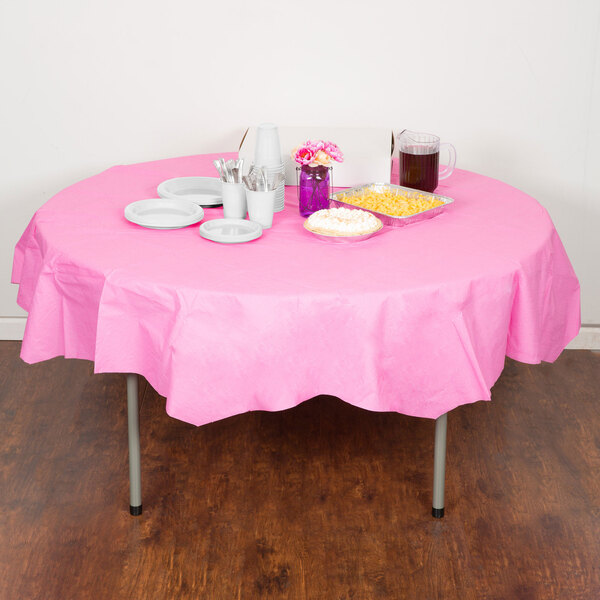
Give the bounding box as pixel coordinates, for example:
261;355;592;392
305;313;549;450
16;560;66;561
12;152;580;517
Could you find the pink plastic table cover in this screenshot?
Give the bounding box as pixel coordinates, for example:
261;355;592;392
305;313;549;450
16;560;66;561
12;153;580;427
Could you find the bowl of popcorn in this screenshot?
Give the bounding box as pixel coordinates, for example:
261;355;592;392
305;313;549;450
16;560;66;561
303;207;383;243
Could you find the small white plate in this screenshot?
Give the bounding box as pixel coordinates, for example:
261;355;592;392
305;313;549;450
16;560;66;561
199;219;262;244
158;177;222;207
125;198;204;229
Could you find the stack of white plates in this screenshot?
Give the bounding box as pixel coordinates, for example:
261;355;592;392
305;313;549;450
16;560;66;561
256;164;285;212
157;177;222;207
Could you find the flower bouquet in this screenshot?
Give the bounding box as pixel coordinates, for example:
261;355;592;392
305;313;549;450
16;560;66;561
292;140;343;217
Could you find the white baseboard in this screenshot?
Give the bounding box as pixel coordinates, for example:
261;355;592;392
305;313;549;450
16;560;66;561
0;317;26;341
566;325;600;351
0;317;598;350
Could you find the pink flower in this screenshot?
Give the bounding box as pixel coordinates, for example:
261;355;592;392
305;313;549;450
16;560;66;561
323;141;344;162
293;146;317;165
292;139;344;165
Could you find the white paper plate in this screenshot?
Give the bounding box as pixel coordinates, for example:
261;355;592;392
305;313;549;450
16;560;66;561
157;177;222;207
199;219;262;244
125;198;204;229
303;220;383;243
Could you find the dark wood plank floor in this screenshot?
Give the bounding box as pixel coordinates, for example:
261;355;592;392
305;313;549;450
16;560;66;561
0;341;598;599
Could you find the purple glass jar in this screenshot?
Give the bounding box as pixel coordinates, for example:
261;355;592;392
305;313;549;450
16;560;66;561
297;165;332;217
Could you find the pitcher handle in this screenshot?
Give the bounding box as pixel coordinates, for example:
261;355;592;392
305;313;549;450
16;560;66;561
439;143;456;181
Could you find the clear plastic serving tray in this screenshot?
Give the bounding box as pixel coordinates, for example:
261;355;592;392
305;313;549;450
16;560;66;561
329;183;454;228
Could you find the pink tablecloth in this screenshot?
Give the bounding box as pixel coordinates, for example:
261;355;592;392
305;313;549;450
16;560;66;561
12;153;580;426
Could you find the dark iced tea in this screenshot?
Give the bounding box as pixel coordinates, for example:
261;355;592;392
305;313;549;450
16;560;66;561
400;147;439;193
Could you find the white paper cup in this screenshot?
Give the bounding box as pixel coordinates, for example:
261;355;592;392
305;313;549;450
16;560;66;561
253;163;284;173
254;123;282;167
246;189;276;229
222;182;247;219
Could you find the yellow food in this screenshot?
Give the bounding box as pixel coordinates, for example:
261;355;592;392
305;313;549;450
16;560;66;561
338;187;444;217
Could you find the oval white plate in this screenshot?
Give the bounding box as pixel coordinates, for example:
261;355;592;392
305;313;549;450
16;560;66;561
157;177;222;207
125;198;204;229
303;220;383;243
199;219;262;244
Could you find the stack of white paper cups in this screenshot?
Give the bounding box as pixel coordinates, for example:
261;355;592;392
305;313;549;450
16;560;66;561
254;123;285;212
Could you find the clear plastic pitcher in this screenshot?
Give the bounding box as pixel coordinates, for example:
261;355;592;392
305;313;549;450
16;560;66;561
397;130;456;193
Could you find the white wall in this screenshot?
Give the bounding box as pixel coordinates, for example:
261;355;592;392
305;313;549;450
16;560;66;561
2;0;599;336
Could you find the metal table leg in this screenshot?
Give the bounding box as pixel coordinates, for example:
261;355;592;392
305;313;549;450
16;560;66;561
127;374;142;516
432;412;448;518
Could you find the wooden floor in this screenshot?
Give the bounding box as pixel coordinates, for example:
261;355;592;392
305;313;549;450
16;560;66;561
0;342;599;599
